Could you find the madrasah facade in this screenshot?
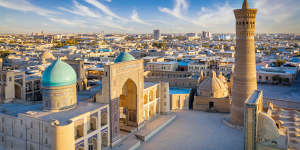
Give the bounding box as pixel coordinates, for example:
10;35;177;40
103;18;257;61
0;51;170;150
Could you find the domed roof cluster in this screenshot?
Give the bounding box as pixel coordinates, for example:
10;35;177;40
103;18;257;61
197;71;229;98
114;51;135;63
41;51;55;60
42;59;77;87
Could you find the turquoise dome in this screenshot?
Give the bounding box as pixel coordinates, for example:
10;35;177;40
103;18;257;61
114;51;135;63
42;59;77;87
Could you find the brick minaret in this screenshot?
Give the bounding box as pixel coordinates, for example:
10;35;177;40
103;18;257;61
229;0;258;126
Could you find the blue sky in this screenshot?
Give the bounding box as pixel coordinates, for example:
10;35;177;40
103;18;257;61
0;0;299;34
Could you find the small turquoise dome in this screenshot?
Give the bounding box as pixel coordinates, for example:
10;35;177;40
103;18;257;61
42;59;77;87
114;51;135;63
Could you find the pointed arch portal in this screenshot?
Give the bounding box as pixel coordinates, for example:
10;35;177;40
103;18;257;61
120;79;138;127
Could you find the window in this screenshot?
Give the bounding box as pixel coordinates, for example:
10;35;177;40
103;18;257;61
209;102;214;109
101;132;108;148
88;145;94;150
45;127;48;133
30;144;34;150
101;109;108;127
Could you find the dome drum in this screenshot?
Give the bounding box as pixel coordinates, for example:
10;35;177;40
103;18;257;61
41;59;78;112
42;84;77;112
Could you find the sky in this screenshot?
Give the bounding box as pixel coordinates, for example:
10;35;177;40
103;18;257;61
0;0;299;34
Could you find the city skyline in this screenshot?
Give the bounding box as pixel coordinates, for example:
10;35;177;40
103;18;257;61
0;0;300;34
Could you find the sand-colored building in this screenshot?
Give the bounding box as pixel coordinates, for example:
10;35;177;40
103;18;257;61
193;71;231;112
244;90;289;150
65;60;88;91
95;51;170;146
0;70;42;104
169;88;190;110
144;71;198;88
0;59;109;150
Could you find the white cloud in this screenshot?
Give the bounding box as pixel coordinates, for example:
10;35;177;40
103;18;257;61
49;17;87;27
159;0;188;19
85;0;126;21
192;2;234;27
159;0;234;29
0;0;57;16
98;17;129;31
131;10;150;25
56;0;129;31
254;0;300;23
105;0;112;2
59;0;101;18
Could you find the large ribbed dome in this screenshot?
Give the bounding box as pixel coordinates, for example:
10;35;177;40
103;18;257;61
197;71;229;98
42;59;77;87
114;51;135;63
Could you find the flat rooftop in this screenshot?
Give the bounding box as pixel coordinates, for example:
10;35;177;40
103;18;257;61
0;103;42;116
144;82;158;89
36;102;106;122
0;100;107;123
147;61;178;65
169;88;191;94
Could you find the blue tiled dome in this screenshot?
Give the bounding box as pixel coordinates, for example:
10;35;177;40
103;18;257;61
42;59;77;87
114;51;135;63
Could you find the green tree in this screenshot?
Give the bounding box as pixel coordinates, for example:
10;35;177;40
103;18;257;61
273;59;286;67
272;75;282;84
0;50;10;58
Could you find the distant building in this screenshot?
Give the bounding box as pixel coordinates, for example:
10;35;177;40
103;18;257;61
0;70;42;104
202;31;211;40
257;67;297;85
153;29;161;40
144;71;199;88
145;61;178;72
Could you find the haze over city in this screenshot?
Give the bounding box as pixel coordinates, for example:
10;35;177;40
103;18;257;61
0;0;300;33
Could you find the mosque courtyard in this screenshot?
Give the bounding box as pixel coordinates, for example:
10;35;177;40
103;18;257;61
139;111;243;150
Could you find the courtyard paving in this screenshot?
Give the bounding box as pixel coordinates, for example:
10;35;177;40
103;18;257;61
258;74;300;103
139;111;243;150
